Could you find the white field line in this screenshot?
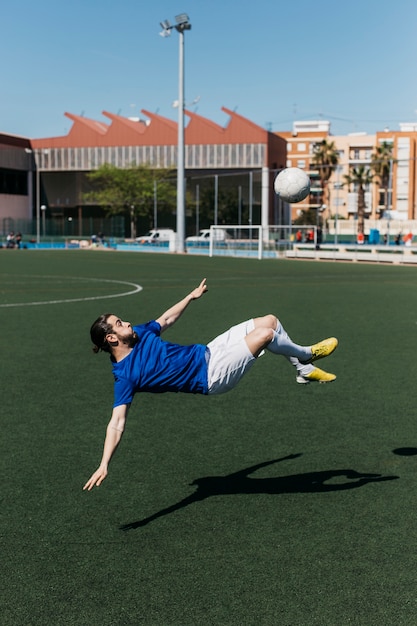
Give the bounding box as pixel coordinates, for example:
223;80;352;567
0;277;143;308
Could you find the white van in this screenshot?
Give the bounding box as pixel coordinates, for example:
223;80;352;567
136;229;176;244
186;228;230;243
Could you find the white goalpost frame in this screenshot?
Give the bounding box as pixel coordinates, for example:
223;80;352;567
209;225;263;260
209;225;318;260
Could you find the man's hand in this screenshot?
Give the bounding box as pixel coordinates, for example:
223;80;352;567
83;465;108;491
156;278;208;332
190;278;208;300
83;406;127;492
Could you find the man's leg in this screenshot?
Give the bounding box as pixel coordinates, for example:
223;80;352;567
283;355;336;384
245;314;312;360
272;319;337;384
244;315;337;382
207;316;337;395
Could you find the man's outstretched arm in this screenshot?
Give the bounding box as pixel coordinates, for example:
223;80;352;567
83;403;129;491
156;278;208;334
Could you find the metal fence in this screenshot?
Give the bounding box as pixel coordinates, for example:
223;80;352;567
1;216;125;239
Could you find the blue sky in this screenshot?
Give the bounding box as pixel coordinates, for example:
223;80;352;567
2;0;417;139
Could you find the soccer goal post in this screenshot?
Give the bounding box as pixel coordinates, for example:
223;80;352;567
208;225;318;259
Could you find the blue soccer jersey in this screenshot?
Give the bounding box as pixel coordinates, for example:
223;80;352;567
111;320;209;407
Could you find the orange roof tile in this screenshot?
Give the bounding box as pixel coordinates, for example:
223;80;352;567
221;107;268;143
184;110;224;144
30;107;281;153
102;111;147;145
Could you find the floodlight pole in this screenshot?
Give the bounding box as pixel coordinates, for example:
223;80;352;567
176;26;186;252
24;148;41;243
35;151;41;244
160;15;191;253
33;148;49;244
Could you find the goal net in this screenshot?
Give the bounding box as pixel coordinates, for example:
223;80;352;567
206;225;318;259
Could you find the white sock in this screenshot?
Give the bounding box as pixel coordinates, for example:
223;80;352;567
266;322;312;361
286;356;315;376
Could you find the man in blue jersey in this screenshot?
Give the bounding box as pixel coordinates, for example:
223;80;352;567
83;278;338;491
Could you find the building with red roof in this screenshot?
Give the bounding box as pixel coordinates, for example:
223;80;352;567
26;106;286;237
0;133;33;229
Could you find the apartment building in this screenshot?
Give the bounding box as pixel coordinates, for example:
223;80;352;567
375;124;417;221
278;121;417;229
277;121;375;222
276;120;330;221
328;132;375;222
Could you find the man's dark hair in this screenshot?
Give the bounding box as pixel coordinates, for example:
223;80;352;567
90;314;114;354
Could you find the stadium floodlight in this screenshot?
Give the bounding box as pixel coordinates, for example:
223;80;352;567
159;13;192;253
159;19;172;37
175;14;188;24
175;14;191;31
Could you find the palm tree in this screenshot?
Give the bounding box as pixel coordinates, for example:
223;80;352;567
370;142;394;218
311;139;339;207
344;166;374;236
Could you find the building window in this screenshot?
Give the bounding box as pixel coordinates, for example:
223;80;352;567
0;168;28;195
216;144;223;167
245;144;252;166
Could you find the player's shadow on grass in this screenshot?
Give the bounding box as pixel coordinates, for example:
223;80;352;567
120;453;398;531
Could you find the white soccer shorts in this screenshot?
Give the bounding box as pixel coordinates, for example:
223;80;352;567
206;319;261;395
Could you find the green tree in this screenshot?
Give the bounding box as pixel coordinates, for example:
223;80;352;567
84;163;176;238
198;185;242;226
293;208;320;227
370;141;394;218
344;166;374;236
311;140;339;207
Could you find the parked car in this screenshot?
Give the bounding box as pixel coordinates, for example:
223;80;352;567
186;228;230;243
136;229;176;244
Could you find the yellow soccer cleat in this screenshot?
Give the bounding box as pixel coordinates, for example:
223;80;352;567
301;337;338;364
296;367;337;384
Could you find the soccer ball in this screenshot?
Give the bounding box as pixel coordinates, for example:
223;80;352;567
274;167;311;203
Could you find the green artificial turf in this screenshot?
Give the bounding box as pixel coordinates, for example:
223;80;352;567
1;250;417;625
